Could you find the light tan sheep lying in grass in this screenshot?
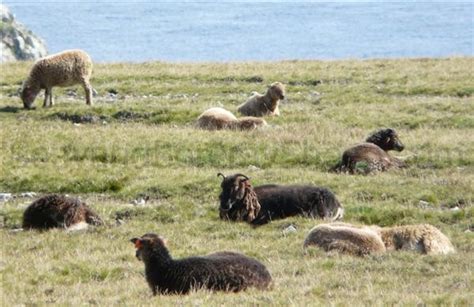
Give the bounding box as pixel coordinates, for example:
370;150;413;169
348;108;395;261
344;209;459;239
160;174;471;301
20;49;94;109
371;224;455;255
237;82;285;117
304;223;455;256
197;107;267;131
303;223;386;256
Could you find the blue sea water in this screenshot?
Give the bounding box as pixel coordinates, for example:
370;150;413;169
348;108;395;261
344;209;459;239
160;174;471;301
4;1;473;62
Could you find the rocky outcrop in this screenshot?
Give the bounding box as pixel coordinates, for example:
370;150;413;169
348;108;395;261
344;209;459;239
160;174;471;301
1;5;47;62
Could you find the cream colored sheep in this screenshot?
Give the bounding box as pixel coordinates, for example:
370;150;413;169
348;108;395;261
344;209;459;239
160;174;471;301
237;82;285;117
303;223;386;256
197;107;267;131
371;224;455;255
20;49;94;109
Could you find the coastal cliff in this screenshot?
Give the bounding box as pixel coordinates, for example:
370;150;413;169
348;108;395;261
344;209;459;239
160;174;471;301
1;4;47;62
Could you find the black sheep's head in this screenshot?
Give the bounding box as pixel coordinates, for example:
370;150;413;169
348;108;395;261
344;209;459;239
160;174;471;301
366;128;405;152
131;233;168;262
217;173;251;211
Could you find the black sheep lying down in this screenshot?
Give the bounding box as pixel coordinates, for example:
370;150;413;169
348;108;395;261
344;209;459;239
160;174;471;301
131;233;272;295
218;173;344;226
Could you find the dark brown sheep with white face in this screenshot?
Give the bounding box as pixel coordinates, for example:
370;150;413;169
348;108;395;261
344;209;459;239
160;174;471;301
131;233;272;295
218;173;344;226
332;128;406;174
22;194;103;230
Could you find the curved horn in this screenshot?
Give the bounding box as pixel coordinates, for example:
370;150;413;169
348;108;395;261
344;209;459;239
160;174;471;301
217;173;226;180
234;173;250;180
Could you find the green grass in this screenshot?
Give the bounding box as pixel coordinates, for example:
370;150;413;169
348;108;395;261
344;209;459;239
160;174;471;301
1;58;473;306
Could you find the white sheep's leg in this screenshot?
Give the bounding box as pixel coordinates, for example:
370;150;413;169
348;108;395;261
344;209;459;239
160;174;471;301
273;105;280;116
49;89;55;106
82;80;93;105
43;88;52;107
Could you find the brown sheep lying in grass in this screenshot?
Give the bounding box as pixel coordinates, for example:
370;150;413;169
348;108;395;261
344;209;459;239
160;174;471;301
332;128;406;174
197;107;267;131
304;223;455;256
22;194;103;230
371;224;455;255
237;82;285;117
20;49;94;109
131;233;272;295
303;223;386;256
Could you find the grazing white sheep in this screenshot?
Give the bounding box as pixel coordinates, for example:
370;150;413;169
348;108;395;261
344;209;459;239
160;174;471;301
20;49;94;109
237;82;285;117
197;107;267;131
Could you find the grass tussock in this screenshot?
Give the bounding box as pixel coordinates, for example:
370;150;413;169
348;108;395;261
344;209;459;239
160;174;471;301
0;58;473;305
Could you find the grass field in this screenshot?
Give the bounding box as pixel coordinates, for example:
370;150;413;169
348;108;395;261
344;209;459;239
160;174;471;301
0;58;473;306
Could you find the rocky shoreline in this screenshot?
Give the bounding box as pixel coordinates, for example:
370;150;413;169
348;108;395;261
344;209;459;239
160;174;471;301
1;4;47;62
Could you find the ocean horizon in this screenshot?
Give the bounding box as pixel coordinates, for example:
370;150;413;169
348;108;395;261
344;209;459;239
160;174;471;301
4;1;473;63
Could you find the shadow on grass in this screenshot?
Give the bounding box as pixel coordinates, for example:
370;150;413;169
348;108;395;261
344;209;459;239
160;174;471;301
0;106;24;113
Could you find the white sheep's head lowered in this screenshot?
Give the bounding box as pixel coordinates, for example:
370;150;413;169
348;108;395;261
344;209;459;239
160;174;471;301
20;82;40;109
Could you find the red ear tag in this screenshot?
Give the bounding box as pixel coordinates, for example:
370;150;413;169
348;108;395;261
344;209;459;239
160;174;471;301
135;240;143;249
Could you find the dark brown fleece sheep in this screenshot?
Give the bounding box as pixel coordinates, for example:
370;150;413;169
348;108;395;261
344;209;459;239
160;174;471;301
131;233;272;295
218;173;344;226
22;194;103;230
20;49;94;109
332;128;406;174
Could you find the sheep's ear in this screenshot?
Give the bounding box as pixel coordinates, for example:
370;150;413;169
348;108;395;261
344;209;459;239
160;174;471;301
130;238;142;248
18;81;26;94
158;236;168;246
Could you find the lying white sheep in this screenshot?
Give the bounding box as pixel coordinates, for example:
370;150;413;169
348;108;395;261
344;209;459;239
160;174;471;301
303;223;386;256
197;107;267;131
20;49;94;109
237;82;285;117
371;224;455;255
304;223;455;256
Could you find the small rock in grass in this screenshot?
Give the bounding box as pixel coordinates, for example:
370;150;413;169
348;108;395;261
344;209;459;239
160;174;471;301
248;165;261;171
131;196;149;206
417;200;432;209
283;224;297;235
20;192;37;198
0;193;12;202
